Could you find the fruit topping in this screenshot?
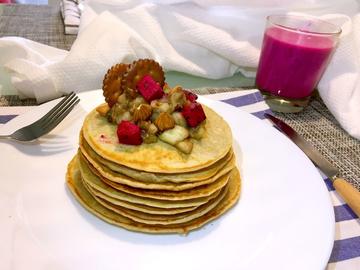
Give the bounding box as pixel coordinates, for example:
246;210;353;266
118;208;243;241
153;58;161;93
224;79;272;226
117;121;142;145
168;86;186;110
136;75;164;102
189;123;206;139
154;112;175;131
102;63;129;107
107;103;131;123
171;112;187;127
175;139;193;154
129;96;146;113
150;99;171;113
181;102;206;127
101;59;207;154
183;90;198;102
133;104;152;122
158;125;189;145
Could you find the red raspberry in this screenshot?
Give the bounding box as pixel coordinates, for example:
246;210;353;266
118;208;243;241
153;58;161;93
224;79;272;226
183;90;198;102
136;75;164;102
181;102;206;127
117;121;142;145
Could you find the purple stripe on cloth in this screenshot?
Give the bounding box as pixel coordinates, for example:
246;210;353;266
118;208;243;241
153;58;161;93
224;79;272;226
334;204;358;222
251;109;273;120
221;91;263;107
324;178;335;191
329;236;360;262
0;115;17;124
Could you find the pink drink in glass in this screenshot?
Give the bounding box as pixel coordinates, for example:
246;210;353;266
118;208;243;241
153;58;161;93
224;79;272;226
256;15;340;112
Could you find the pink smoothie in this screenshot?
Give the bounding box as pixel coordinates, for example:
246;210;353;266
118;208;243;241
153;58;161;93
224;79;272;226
256;27;335;99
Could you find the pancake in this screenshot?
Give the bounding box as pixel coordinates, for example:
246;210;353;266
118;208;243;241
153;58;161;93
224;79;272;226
66;156;241;234
93;193;199;215
78;150;230;200
82;105;233;173
77;169;199;215
78;154;223;209
80;134;234;183
87;179;221;209
86;183;227;225
101;174;228;201
80;146;235;191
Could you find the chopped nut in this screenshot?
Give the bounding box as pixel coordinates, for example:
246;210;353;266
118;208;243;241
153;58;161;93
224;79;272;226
142;133;158;144
168;86;186;111
150;100;171;113
120;111;132;122
130;96;146;113
148;123;158;134
138;120;150;130
133;104;152;122
155;112;175;131
96;103;110;116
108;103;133;124
159;102;171;113
125;87;137;99
163;83;171;93
170;85;182;92
117;93;128;105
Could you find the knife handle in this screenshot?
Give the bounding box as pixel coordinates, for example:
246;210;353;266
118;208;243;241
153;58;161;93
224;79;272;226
333;178;360;217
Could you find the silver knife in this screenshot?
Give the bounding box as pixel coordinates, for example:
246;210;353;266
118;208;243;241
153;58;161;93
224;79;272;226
265;113;360;217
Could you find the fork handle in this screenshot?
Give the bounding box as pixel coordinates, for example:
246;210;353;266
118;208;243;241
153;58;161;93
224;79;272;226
333;177;360;217
0;134;11;139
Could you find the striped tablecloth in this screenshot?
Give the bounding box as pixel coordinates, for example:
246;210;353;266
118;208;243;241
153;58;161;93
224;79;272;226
0;89;359;270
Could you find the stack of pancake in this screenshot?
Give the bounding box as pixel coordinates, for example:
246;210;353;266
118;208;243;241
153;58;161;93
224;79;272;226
66;105;241;234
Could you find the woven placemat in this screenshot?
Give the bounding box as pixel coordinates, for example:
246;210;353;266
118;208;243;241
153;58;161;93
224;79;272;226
274;98;360;190
1;89;359;190
0;4;75;50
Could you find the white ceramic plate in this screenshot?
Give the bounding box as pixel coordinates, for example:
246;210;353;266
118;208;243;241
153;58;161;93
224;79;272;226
0;90;334;270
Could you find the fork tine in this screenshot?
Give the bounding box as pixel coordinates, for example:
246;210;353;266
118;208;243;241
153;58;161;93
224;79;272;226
13;92;76;132
37;92;76;124
1;92;80;142
40;93;78;128
41;96;80;134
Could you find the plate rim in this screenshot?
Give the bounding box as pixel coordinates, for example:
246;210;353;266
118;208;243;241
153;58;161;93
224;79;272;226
0;90;335;270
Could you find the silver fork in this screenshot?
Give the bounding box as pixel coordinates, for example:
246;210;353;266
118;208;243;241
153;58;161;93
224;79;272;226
0;92;80;142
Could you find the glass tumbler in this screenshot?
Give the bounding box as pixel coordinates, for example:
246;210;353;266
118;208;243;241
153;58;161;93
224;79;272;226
256;15;341;112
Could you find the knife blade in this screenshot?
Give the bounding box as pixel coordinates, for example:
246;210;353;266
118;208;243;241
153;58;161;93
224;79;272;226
265;113;360;217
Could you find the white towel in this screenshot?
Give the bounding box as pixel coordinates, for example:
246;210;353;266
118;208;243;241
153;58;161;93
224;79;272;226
1;0;360;138
317;14;360;139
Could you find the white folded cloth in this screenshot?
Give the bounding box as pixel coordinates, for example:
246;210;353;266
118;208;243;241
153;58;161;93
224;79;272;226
317;14;360;140
1;0;360;139
60;0;81;35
